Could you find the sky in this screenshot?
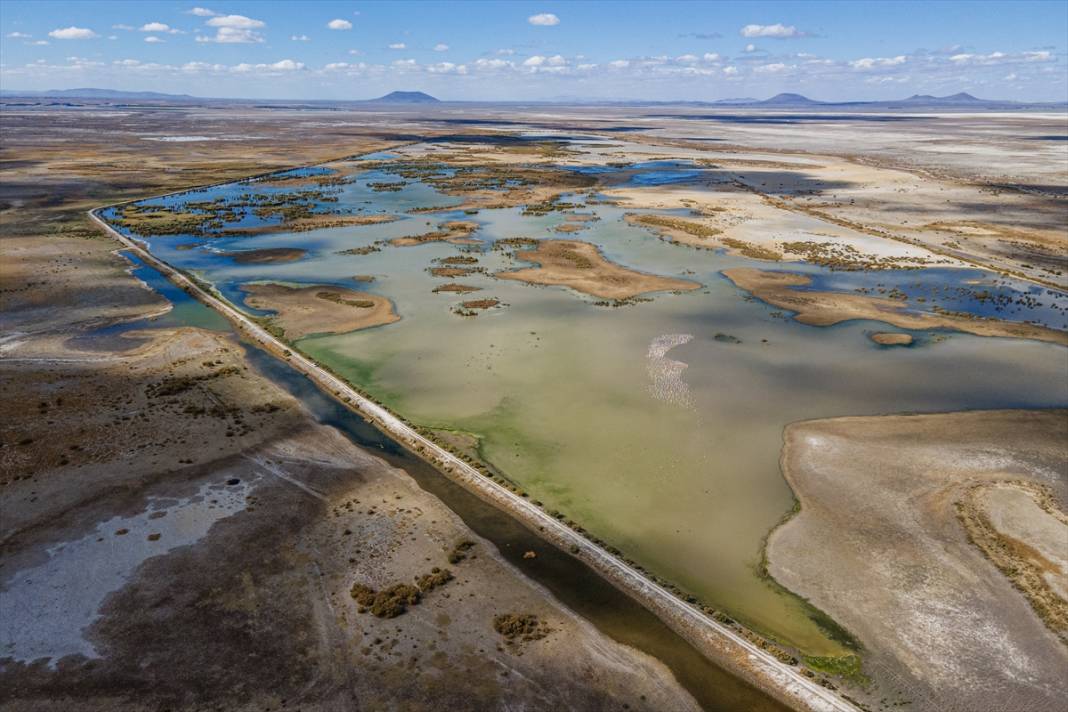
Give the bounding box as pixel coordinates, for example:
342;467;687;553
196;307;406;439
1;0;1066;102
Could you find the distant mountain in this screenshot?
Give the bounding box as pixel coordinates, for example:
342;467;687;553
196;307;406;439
900;92;984;105
0;87;197;100
759;93;821;106
369;91;440;104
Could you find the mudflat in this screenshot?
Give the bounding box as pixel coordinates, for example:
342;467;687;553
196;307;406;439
498;239;701;300
723;267;1068;345
766;409;1068;712
242;283;399;339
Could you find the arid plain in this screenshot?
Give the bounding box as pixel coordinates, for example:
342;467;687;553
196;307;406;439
1;101;1066;712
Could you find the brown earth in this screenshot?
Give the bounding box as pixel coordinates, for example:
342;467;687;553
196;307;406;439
498;239;701;300
0;105;706;712
723;267;1068;345
241;283;399;339
766;410;1068;712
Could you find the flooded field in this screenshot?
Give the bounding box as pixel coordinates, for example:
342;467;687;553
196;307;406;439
101;135;1068;661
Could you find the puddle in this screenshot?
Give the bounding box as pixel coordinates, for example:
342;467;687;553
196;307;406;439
0;477;254;665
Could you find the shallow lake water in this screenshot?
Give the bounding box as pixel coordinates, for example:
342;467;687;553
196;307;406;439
105;141;1068;657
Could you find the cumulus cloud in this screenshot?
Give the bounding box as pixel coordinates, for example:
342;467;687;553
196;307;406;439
434;43;449;51
744;43;757;52
740;23;804;39
754;62;792;73
608;59;630;69
388;42;406;49
327;19;352;30
703;52;721;62
188;7;216;17
949;50;1051;66
140;22;173;33
850;55;906;70
48;26;98;40
723;65;738;76
6;32;31;39
428;62;467;74
198;27;264;43
197;14;266;43
474;57;513;70
232;59;304;73
207;14;264;29
528;13;560;26
144;36;165;43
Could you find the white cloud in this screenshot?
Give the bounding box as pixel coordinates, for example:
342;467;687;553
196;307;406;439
291;34;310;41
948;50;1047;66
348;49;363;55
144;36;165;43
740;23;803;39
198;17;265;44
744;43;756;52
497;48;515;55
327;19;352;30
474;58;513;69
6;32;31;39
528;13;560;26
608;59;630;69
703;52;721;62
392;58;417;69
232;59;304;73
206;14;264;29
188;7;216;17
31;40;50;46
850;55;906;70
434;43;449;52
523;55;545;67
112;24;134;31
140;22;172;33
676;54;698;64
389;42;406;49
754;62;792;73
723;65;738;76
48;26;98;40
428;61;467;74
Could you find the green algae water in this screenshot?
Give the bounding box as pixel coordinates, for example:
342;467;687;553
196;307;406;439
106;139;1068;659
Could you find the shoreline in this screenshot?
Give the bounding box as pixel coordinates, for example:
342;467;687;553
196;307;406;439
89;203;859;712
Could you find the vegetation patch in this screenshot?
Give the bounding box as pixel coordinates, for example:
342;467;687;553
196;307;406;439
493;613;551;646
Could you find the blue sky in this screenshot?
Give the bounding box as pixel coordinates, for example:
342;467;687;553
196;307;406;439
2;1;1066;101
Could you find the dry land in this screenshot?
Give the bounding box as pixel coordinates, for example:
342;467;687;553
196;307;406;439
869;332;914;346
498;239;701;300
723;267;1068;345
241;283;399;339
0;104;720;712
766;410;1068;712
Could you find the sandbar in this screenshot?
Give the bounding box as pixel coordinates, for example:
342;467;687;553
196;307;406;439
723;267;1068;345
498;239;700;300
242;282;398;339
